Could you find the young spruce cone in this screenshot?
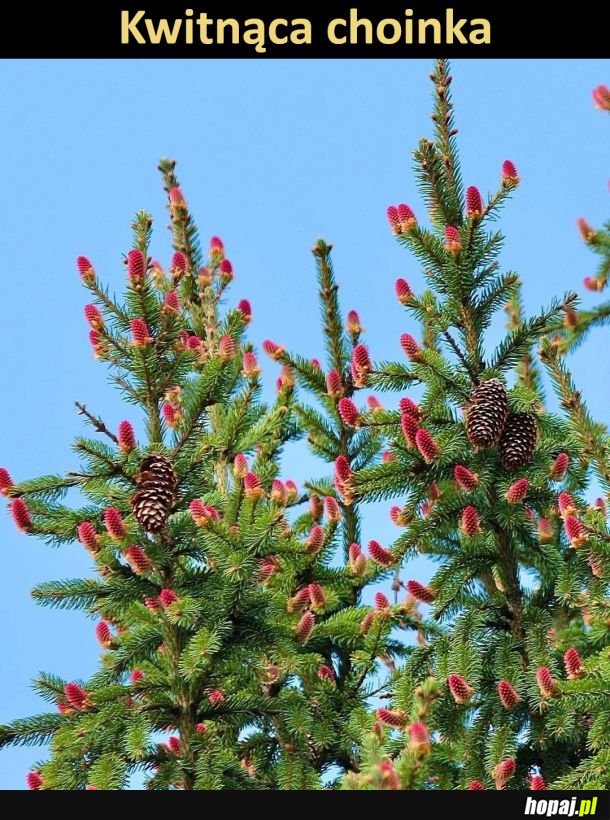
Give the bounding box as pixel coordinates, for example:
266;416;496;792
499;413;537;471
466;379;508;449
131;454;177;533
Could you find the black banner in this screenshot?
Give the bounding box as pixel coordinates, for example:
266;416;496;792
0;1;607;58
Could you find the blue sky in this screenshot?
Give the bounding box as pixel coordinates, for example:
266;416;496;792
0;59;608;790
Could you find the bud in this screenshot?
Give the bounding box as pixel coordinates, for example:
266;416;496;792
262;340;284;361
103;507;126;540
447;673;473;705
406;580;435;604
10;498;32;533
577;218;597;243
461;506;481;536
124;545;151;575
127;249;146;283
295;611;315;642
399;397;422;420
89;329;106;358
285;480;298;501
382;450;396;463
317;665;335;682
208;690;225;707
505;478;529;504
592;84;610;111
563;307;578;329
306;525;325;555
219;259;233;283
242;351;261;378
171;252;188;278
564;647;584;679
151;260;166;287
307;495;323;521
395;278;414;304
159;588;178;609
493;758;516;789
96;620;113;649
130;669;144;685
117;420;136;453
84;303;104;330
401;413;419;447
445;225;462;253
501;160;520;186
466;186;484;218
498;680;521;710
186;335;202;351
454;465;479;492
415;429;439;463
409;722;431;757
334;455;353;486
583;276;603;292
309;583;327;609
163;290;180;313
324;496;341;523
348;543;368;576
210;236;224;261
232;453;249;479
593;497;607;514
387;205;401;234
325;369;343;397
167;736;182;755
77;255;95;284
397;204;417;231
237;299;252;322
467;780;485;790
564;515;587;549
346;310;362;334
270;480;287;505
338;397;360;428
390;506;407;526
536;666;557;698
375;592;390;610
257;557;279;583
550;452;570;481
287;586;311;614
360;610;376;634
400;333;421;361
379;761;401;790
537;518;554;544
218;335;236;361
244;472;264;500
77;521;99;553
64;682;89;710
169;186;186;209
352;344;372;386
144;597;160;613
530;774;546;790
27;772;44;790
377;708;407;729
130;318;151;347
0;468;13;496
558;491;576;518
368;540;394;567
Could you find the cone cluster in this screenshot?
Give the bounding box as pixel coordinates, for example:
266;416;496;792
131;454;177;533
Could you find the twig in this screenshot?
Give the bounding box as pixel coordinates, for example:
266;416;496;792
74;402;118;443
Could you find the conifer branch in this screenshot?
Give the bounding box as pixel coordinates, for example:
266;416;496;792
74;402;119;443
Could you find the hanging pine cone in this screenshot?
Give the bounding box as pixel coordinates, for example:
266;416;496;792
466;379;509;449
131;454;177;533
499;413;537;471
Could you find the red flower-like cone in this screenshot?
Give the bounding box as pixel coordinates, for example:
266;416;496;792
144;597;160;612
346;310;362;334
348;543;368;576
454;465;479;492
117;420;136;453
287;586;311;614
64;682;89;710
558;491;576;518
360;610;376;635
406;580;436;604
409;722;431;756
317;665;335;682
159;588;178;609
461;506;481;536
400;333;421;361
233;453;248;479
352;344;372;384
536;667;557;698
210;236;224;259
502;160;519;186
578;218;596;243
537;518;554;544
505;478;529;504
399;397;421;419
104;507;126;540
564;515;587;549
397;204;417;231
171;252;188;275
498;680;521;710
551;452;570;481
415;429;439;462
163;290;180;313
244;472;264;500
325;369;343;397
530;774;546;790
195;723;207;733
367;395;383;412
242;352;260;377
84;303;104;330
11;498;32;532
186;335;202;351
395;278;414;304
27;772;44;790
382;450;395;463
208;690;225;707
324;496;341;522
306;525;326;555
270;480;286;505
334;455;352;485
377;708;407;729
368;540;394;567
467;780;485;790
309;495;323;521
466;186;484;218
95;620;113;648
0;467;13;496
375;592;390;610
390;506;407;526
218;335;236;361
125;545;151;575
167;735;182;755
338;397;360;428
309;583;327;609
237;299;252;322
262;340;284;361
77;521;99;553
445;225;462;253
401;412;419;447
127;249;146;282
130;318;151;347
295;611;315;642
169;187;186;208
494;758;516;789
387;205;400;234
77;255;95;283
593;85;610;111
447;673;473;705
564;647;584;679
257;558;279;583
219;259;233;281
583;276;603;292
130;669;144;685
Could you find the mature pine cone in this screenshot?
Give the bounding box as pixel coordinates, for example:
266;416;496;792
466;379;509;449
131;454;177;533
499;413;537;471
